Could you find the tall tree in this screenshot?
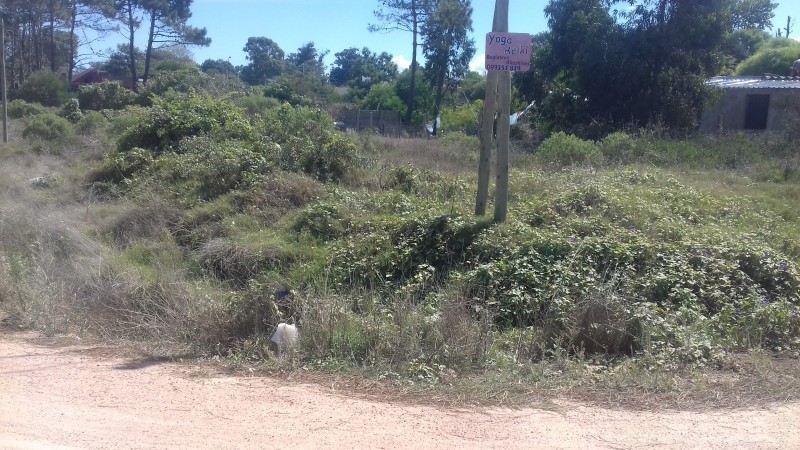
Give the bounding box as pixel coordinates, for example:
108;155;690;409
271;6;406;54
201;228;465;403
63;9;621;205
114;0;141;90
730;0;777;30
64;0;116;82
285;42;327;77
200;58;236;75
240;36;284;85
370;0;433;124
140;0;209;84
421;0;475;135
534;0;731;136
329;47;398;87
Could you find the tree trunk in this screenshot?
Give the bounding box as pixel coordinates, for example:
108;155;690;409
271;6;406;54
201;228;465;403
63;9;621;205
142;11;156;85
68;5;77;84
657;0;668;25
406;0;418;125
34;21;42;72
19;22;27;84
126;1;138;92
49;0;57;73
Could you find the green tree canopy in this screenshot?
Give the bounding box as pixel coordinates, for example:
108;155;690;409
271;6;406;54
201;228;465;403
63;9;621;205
735;38;800;75
358;82;407;116
200;58;237;76
140;0;210;84
285;42;328;78
730;0;777;31
520;0;732;137
370;0;434;124
241;36;285;85
421;0;475;135
395;65;435;126
329;47;398;88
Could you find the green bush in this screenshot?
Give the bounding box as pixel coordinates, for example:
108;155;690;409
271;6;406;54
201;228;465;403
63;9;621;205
77;81;137;110
108;107;148;136
118;94;256;154
86;147;155;184
263;79;315;107
61;98;83;123
76;111;109;135
260;104;360;182
7;100;46;119
135;69;211;105
358;83;406;118
160;136;273;200
22;113;73;140
735;39;800;76
599;132;648;165
237;94;280;116
536;132;602;167
294;202;348;241
16;70;70;107
440;100;483;135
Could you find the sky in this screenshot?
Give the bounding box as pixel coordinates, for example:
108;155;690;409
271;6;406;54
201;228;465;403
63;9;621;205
103;0;798;72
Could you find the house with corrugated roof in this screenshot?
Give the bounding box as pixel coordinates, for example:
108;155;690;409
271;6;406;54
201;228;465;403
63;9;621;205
700;75;800;133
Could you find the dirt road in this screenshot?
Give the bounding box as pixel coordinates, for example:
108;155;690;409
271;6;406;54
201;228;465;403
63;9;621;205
1;331;798;449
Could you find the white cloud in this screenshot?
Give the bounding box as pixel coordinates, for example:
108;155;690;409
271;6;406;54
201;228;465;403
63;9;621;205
469;53;486;74
392;55;411;70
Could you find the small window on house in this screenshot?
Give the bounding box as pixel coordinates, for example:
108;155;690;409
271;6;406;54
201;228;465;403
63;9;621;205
744;94;770;130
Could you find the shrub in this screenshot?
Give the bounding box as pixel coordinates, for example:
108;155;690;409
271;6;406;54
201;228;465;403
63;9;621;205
22;113;73;141
60;98;83;123
86;147;155;184
303;133;359;182
76;111;109;135
358;82;406;118
237;94;280;116
16;70;70;107
599;132;644;165
135;69;211;105
293;201;348;241
160;136;273;200
440;100;483;135
118;94;255;154
107;107;148;136
536;132;602;167
263;79;315;107
77;81;137;110
7;100;46;119
260;104;360;182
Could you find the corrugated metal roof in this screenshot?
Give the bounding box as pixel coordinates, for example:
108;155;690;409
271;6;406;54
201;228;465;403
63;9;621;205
708;76;800;89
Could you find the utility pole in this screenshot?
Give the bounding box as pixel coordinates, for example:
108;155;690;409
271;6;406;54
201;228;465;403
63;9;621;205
1;8;7;144
475;3;504;217
475;0;512;223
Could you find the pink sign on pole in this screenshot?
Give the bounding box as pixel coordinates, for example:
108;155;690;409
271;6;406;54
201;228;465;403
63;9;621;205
485;32;532;72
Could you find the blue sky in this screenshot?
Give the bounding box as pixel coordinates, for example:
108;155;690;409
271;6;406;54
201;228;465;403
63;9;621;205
183;0;543;71
106;0;797;71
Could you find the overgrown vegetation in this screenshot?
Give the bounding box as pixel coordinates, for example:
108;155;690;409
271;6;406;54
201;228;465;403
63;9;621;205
1;88;799;406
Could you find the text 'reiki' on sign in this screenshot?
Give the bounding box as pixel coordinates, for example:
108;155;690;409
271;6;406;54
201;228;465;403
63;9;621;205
485;32;532;72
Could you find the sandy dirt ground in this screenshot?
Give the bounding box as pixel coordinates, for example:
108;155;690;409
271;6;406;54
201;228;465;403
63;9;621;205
1;331;799;450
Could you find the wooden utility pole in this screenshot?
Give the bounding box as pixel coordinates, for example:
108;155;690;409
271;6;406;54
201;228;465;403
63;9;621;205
1;11;7;144
494;66;511;223
475;0;510;221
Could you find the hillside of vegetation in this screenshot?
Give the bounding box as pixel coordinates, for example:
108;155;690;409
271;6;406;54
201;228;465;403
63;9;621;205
1;80;799;403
